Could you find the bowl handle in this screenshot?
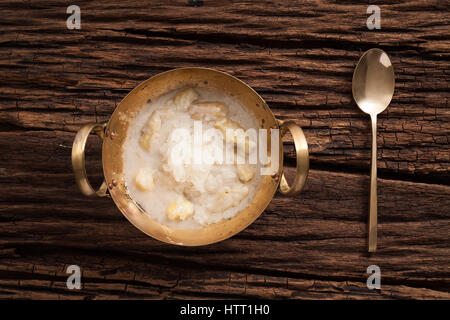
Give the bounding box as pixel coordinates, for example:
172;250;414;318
71;123;109;198
278;120;309;196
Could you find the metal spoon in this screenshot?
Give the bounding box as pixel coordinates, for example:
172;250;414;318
352;48;395;252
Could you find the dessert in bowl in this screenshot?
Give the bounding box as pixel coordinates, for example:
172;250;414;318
123;86;263;229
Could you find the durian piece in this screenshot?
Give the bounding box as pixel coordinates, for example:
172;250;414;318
166;199;194;221
139;111;161;151
139;134;152;151
134;168;154;191
148;111;162;132
214;118;256;155
174;88;199;111
236;163;255;183
189;102;228;120
214;118;241;133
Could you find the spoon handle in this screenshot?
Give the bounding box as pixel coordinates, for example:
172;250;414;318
369;114;378;252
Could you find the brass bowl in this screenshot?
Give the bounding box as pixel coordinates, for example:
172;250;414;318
72;67;309;246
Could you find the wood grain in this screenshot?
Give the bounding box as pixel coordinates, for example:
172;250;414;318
0;0;448;299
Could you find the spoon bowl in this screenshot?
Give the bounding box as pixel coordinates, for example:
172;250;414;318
352;48;395;252
353;48;395;116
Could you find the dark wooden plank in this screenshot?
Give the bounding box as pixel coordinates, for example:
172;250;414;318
1;161;449;299
0;0;448;180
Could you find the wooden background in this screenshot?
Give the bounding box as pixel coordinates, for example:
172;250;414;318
0;0;449;299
